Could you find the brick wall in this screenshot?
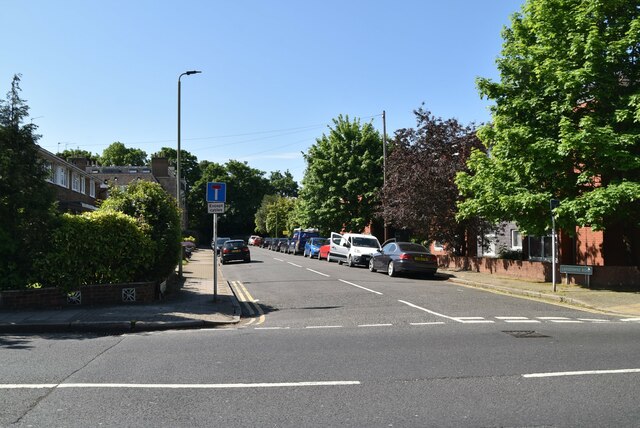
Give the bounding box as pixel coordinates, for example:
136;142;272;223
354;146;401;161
0;282;159;310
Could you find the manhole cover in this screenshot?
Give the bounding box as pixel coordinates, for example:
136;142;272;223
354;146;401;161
503;330;550;338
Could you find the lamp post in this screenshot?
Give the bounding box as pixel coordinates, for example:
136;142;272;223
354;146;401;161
177;70;201;277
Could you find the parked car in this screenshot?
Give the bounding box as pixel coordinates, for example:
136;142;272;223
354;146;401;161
248;235;263;246
262;237;273;249
212;237;231;254
220;239;251;264
304;237;328;258
328;232;381;267
279;238;292;253
369;241;437;277
318;244;330;260
288;227;320;255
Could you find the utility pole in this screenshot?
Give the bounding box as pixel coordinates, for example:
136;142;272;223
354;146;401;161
382;110;388;242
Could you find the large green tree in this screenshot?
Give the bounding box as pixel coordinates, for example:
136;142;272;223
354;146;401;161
268;170;299;197
457;0;640;237
189;160;271;238
0;75;56;289
99;141;148;166
299;115;383;234
56;148;98;164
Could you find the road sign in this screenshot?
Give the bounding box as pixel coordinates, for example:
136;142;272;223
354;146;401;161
560;265;593;275
208;202;225;214
206;182;226;202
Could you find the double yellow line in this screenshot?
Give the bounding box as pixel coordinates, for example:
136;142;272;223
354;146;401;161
231;280;265;325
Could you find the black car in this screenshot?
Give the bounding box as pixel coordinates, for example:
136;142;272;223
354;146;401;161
220;240;251;264
212;237;231;255
369;241;437;277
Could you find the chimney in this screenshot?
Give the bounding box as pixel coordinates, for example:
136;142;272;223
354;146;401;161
151;157;169;177
69;157;89;170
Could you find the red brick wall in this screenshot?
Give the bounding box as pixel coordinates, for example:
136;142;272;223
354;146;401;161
575;226;604;265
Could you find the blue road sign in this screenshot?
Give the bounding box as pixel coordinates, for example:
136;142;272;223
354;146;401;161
206;182;226;202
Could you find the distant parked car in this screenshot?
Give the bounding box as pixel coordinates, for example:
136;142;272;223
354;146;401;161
304;237;328;258
262;237;273;249
279;239;292;253
369;241;437;277
318;244;330;260
248;235;263;246
220;239;251;264
212;237;231;254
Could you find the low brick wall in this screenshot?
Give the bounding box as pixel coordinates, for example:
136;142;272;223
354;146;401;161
438;255;640;289
0;281;159;310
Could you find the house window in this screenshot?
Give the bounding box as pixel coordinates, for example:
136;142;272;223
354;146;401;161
56;166;68;187
528;235;554;261
89;180;96;198
72;172;81;192
44;161;53;182
480;234;496;257
80;176;86;194
510;229;522;250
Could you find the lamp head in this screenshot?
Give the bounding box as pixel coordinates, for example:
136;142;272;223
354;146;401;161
185;70;202;75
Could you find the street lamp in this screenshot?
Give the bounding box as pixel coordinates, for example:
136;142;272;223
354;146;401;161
177;70;201;277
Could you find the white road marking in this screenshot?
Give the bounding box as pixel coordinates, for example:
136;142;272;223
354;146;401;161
273;258;284;262
358;324;393;327
577;318;610;323
306;325;343;329
254;327;290;330
523;368;640;379
410;322;446;326
454;319;495;324
503;320;541;323
621;318;640;322
338;279;383;295
306;268;330;277
496;316;530;320
287;262;302;267
537;317;570;320
549;320;582;323
398;300;460;322
0;381;361;389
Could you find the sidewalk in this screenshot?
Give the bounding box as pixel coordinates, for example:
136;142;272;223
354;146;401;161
442;268;640;317
0;249;241;333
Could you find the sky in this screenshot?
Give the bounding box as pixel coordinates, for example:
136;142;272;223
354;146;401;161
3;0;524;184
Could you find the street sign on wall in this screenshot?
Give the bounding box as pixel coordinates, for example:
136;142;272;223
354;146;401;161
206;182;226;202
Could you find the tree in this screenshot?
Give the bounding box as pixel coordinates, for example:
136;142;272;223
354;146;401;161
189;160;271;238
380;107;483;252
456;0;640;237
99;180;181;281
299;115;383;234
99;141;147;166
56;148;98;164
0;74;56;289
268;170;299;197
254;194;296;236
150;147;201;191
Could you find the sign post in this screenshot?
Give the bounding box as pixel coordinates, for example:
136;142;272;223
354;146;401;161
207;183;227;302
550;199;560;292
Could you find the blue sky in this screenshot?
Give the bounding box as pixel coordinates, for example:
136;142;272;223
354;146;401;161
3;0;523;183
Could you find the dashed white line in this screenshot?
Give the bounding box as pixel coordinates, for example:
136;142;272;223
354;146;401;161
398;300;459;322
306;325;343;329
306;268;330;277
288;262;302;267
621;318;640;322
254;327;290;330
338;279;383;295
523;368;640;379
577;318;610;323
410;322;446;326
273;258;284;262
358;324;393;328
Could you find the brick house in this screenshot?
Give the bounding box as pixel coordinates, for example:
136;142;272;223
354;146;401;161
38;147;102;213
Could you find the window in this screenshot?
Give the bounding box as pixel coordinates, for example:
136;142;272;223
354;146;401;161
89;180;96;198
44;161;53;182
528;235;554;261
511;229;522;250
80;176;86;194
56;166;68;187
480;234;496;257
72;172;81;192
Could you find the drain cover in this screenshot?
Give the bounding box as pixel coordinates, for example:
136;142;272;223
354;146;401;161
503;330;550;338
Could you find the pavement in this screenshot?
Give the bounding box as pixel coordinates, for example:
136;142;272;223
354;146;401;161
1;249;639;334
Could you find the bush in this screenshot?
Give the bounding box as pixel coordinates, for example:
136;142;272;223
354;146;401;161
99;181;181;281
35;211;153;292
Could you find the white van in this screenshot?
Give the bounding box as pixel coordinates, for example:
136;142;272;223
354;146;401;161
328;232;381;267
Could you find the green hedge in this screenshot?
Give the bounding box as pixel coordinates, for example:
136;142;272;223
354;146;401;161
35;211;153;292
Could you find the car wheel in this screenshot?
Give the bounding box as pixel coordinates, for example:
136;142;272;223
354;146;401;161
347;255;353;267
388;261;396;277
369;258;376;272
327;253;332;263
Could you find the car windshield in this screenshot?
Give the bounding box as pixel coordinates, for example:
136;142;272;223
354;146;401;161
225;240;244;248
398;243;429;253
313;238;328;246
216;238;230;245
352;237;379;248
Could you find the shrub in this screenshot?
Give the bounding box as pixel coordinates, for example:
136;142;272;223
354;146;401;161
99;181;181;281
35;211;153;292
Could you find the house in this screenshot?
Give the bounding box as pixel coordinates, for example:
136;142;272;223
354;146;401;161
81;157;187;228
38;147;102;213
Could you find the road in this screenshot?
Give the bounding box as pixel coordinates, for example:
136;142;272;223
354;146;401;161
2;246;639;427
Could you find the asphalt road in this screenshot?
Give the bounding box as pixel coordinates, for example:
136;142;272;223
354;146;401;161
2;246;639;427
